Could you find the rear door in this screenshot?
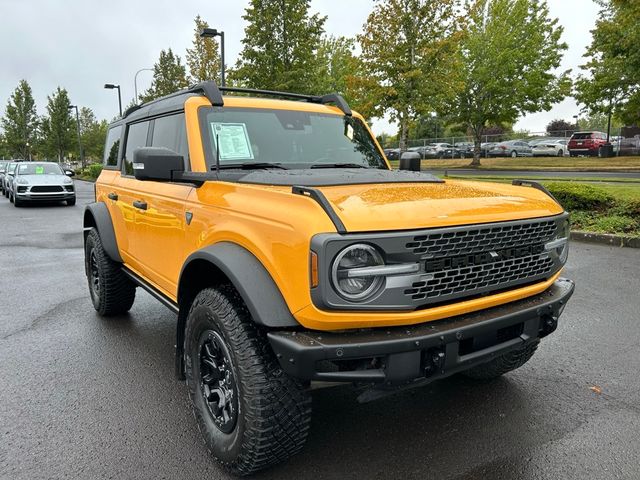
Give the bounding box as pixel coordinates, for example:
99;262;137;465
125;112;193;297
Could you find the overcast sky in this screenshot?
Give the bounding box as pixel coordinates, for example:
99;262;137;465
0;0;600;136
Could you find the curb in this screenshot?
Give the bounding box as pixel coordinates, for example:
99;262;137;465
571;231;640;248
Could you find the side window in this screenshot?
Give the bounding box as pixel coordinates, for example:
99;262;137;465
123;121;150;176
103;125;122;167
151;113;189;168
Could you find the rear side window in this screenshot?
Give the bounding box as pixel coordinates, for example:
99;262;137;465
123;121;150;176
103;126;122;167
572;133;592;140
151;113;189;168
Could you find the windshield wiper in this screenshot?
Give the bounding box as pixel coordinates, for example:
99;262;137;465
216;162;289;170
310;163;369;169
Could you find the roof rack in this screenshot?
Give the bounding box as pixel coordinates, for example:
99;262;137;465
123;81;352;119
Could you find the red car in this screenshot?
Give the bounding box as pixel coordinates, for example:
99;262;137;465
568;131;608;157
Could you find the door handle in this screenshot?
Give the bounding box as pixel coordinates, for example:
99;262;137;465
132;200;147;210
107;192;118;201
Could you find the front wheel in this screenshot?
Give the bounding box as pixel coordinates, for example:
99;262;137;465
511;150;518;158
84;228;136;316
462;340;539;380
185;286;311;476
13;195;23;207
66;197;76;206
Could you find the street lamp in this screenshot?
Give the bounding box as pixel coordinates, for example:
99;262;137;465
134;68;153;103
68;105;84;167
199;27;225;86
104;83;122;116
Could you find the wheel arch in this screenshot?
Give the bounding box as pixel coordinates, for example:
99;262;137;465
83;202;123;263
174;242;300;379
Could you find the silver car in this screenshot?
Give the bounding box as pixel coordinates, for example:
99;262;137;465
488;140;532;158
10;162;76;207
3;162;19;198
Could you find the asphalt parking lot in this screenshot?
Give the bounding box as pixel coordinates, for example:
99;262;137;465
1;180;640;480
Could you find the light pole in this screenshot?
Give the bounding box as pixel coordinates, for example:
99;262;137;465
104;84;122;116
200;27;225;86
134;68;153;103
68;105;84;167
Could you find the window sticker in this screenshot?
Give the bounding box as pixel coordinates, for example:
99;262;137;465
345;123;354;141
35;166;44;174
210;123;254;161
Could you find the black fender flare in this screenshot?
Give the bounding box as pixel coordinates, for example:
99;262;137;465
178;242;300;329
83;202;123;263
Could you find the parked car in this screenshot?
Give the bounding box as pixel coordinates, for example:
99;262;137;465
617;135;640;156
3;161;19;198
9;161;75;207
568;131;608;157
488;140;532;158
480;142;497;156
82;80;573;474
0;161;8;195
532;139;569;157
383;148;400;160
454;142;475;158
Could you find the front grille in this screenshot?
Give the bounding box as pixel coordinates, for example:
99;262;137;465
31;185;64;193
406;219;556;257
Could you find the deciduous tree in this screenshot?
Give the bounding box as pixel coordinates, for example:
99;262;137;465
79;107;108;161
186;15;222;84
233;0;326;93
357;0;462;150
140;49;189;102
546;119;578;136
1;79;38;159
444;0;571;165
314;36;362;104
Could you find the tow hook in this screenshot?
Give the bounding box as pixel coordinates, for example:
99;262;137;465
423;348;445;378
541;314;558;337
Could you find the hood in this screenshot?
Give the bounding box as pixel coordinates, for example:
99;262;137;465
314;179;564;232
19;174;69;185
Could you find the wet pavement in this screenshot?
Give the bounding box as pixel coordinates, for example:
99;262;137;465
1;180;639;479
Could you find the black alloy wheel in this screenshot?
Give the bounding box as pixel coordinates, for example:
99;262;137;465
198;330;238;434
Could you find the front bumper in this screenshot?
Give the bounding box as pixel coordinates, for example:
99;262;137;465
268;278;574;385
16;191;75;201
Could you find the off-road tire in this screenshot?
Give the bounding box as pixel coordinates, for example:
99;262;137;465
84;228;136;316
184;286;311;476
462;340;539;380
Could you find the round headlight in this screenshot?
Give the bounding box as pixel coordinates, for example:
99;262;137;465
331;244;384;301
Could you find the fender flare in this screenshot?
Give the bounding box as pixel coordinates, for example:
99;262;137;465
178;242;300;329
83;202;123;263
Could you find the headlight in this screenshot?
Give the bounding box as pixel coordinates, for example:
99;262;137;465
331;244;385;301
545;219;570;263
16;178;28;185
63;177;73;184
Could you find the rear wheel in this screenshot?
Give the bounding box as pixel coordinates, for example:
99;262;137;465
84;228;136;316
185;286;311;476
511;150;518;158
462;340;539;380
557;149;564;157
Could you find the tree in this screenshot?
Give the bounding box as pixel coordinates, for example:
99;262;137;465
186;15;222;84
546;119;578;136
233;0;326;92
444;0;571;165
577;112;623;133
40;87;74;162
140;49;189;103
1;79;38;159
574;0;640;126
357;0;461;150
78;107;108;161
314;36;362;104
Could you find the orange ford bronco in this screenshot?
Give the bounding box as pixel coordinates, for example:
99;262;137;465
84;81;574;475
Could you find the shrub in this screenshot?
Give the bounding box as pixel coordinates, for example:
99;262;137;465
87;163;103;180
545;182;615;212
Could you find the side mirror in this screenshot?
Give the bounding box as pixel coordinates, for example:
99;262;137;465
132;147;184;181
65;170;75;177
399;151;421;172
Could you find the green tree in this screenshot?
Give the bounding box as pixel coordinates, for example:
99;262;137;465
1;79;38;159
577;112;623;133
314;36;362;103
444;0;571;165
574;0;640;125
357;0;462;150
546;119;578;136
233;0;326;92
40;87;74;162
186;15;222;84
140;48;189;102
78;107;108;161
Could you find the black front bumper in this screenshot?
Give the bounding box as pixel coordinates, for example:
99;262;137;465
268;278;574;386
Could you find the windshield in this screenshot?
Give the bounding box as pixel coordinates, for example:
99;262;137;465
200;107;387;169
17;163;64;175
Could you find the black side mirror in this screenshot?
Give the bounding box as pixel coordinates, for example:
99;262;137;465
65;170;75;177
399;151;421;172
133;147;184;181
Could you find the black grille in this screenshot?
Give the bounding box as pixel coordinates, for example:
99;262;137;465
30;185;64;193
405;219;557;257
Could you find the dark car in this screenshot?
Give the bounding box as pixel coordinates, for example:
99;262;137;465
568;131;608;157
383;148;400;160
